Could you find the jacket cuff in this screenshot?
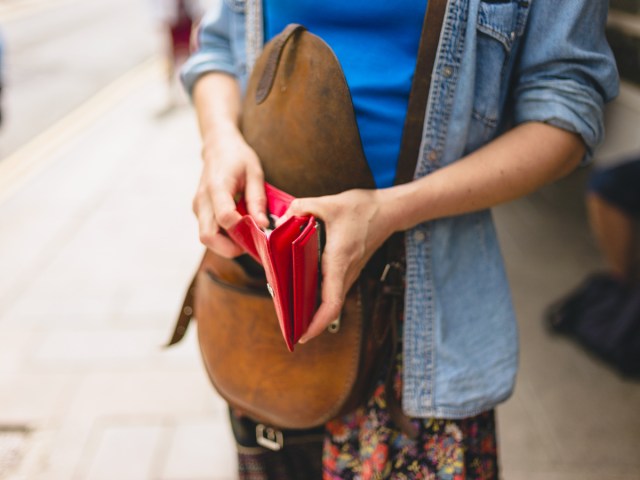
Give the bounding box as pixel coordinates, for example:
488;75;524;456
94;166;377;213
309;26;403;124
513;79;607;163
180;53;238;98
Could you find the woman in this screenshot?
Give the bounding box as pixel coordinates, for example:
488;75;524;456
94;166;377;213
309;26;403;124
180;0;618;478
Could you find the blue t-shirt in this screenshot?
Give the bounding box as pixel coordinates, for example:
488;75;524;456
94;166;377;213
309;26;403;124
264;1;426;188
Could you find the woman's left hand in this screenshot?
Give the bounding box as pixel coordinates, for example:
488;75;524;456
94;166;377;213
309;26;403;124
278;188;396;343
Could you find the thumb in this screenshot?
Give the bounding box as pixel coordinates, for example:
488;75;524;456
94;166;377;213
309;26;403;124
276;198;318;227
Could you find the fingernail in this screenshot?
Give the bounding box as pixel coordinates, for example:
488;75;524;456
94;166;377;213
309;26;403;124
298;336;308;344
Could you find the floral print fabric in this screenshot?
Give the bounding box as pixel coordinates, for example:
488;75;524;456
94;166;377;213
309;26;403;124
323;350;499;480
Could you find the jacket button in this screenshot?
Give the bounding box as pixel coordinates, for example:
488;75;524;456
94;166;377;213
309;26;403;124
428;151;438;163
413;230;426;243
443;66;453;78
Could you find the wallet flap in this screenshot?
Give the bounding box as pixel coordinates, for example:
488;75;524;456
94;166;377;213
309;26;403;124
226;183;320;352
292;218;319;344
264;183;295;217
268;215;311;351
227;216;265;263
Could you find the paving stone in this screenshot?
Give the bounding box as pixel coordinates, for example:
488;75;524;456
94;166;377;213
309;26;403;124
66;372;220;420
0;427;30;479
78;424;167;480
0;330;34;374
159;419;237;480
0;372;77;426
31;329;170;366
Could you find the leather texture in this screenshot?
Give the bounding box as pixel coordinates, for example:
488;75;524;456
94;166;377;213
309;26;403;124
226;183;319;351
242;24;376;198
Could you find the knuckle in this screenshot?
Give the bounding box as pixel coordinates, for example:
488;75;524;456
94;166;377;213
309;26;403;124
289;199;304;213
199;232;215;246
217;210;237;227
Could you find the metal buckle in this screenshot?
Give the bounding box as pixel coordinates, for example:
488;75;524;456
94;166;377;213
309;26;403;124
256;424;284;451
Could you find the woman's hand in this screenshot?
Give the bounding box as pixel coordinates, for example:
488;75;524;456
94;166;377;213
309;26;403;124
192;127;269;257
279;188;397;343
191;73;269;257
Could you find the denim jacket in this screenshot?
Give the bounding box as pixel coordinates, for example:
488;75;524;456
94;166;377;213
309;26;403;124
181;0;619;418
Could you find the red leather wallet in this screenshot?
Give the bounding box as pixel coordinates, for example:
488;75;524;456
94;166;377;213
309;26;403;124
226;183;320;351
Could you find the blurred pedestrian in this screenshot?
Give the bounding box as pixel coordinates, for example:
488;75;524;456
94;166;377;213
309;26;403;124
587;156;640;284
181;0;618;477
151;0;203;112
546;155;640;377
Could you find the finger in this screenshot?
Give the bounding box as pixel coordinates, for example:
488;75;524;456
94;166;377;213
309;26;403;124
209;232;245;258
196;194;244;257
244;171;268;228
211;188;242;230
298;261;346;343
195;194;217;244
277;198;321;227
298;299;343;344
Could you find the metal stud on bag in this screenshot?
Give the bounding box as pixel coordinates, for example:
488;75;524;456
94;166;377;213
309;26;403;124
256;424;284;451
327;315;341;333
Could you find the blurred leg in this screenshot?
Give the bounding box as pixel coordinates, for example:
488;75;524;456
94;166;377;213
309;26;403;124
587;191;635;282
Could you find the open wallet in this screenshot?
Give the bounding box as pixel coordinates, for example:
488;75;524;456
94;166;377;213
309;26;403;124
226;183;321;351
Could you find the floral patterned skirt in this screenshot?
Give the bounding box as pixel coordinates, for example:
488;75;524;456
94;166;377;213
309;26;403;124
322;349;499;480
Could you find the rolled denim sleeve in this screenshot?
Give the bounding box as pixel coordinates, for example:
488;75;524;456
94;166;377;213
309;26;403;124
512;0;619;158
180;1;242;96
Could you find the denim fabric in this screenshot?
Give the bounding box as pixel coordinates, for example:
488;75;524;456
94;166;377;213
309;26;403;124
180;0;619;418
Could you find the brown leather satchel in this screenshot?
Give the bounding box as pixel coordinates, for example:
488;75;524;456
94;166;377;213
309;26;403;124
168;1;446;435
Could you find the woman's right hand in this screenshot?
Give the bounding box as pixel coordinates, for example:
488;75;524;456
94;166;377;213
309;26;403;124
191;73;269;258
192;125;269;257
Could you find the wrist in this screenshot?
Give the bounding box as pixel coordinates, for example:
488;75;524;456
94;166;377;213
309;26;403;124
375;186;413;234
202;120;241;147
376;179;439;233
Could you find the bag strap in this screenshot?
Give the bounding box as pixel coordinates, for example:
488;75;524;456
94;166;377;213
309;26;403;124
166;260;201;346
394;0;448;186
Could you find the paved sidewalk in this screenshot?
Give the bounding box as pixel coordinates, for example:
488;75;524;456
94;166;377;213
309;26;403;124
0;59;236;480
0;61;639;479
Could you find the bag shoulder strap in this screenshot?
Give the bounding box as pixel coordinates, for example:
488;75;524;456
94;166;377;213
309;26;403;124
394;0;448;186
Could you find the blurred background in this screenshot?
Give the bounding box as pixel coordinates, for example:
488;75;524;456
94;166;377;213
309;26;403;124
0;0;639;479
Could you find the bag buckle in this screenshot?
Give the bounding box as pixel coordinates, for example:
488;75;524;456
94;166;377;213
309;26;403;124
256;424;284;451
